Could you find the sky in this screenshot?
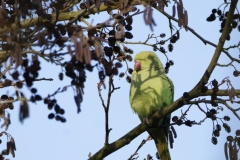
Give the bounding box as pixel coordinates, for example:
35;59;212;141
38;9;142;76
0;1;240;160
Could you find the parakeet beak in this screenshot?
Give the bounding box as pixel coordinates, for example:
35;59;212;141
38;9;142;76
134;60;141;72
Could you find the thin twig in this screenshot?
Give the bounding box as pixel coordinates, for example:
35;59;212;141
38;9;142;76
97;80;106;108
128;135;152;160
0;58;14;79
222;101;240;120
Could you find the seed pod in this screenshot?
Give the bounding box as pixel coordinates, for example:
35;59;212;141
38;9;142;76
216;124;221;131
224;142;228;160
201;86;208;93
171;126;177;138
224;116;230;121
233;71;239;77
212;9;217;14
212;79;218;86
126;76;131;83
183;92;189;98
125;32;133;39
211;137;217;145
128;68;133;74
160;33;166;38
168;130;174;149
172;116;178;122
172;5;176;17
236;129;240;136
229;141;233;159
48;113;55;119
206;14;216;22
213;130;220;137
119;72;125;78
217;10;222;16
168;43;173;52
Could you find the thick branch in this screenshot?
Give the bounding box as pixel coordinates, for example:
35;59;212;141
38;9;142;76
89;122;149;160
0;4;114;34
199;89;240;97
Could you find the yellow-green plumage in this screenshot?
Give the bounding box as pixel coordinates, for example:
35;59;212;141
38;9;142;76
129;51;174;160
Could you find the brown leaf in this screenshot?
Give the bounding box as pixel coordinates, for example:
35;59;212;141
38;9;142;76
171;125;177;138
228;87;235;103
123;0;128;9
10;137;16;151
86;0;90;10
158;0;164;11
177;3;183;27
95;0;101;13
183;10;188;31
233;141;238;160
8;141;15;157
19;101;29;123
74;88;83;114
1;113;10;130
224;142;228;160
229;142;233;159
15;43;23;69
172;5;176;17
168;130;174;149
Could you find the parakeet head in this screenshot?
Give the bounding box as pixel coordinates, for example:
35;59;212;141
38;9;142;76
134;51;164;73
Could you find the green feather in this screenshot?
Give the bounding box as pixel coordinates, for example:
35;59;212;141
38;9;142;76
129;51;174;160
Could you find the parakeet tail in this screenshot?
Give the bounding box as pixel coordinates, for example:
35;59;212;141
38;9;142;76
149;128;171;160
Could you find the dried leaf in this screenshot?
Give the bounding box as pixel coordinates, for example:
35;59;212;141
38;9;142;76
228;87;235;103
74;88;83;113
183;10;188;31
171;126;177;138
1;113;10;130
94;40;103;59
19;101;29;123
7;141;15;157
123;0;128;9
0;108;5;118
37;31;47;46
147;154;152;160
158;0;164;11
229;142;233;160
10;137;16;151
224;142;228;160
168;130;174;149
172;5;176;17
148;6;152;25
86;0;90;10
177;3;183;27
95;0;101;13
233;141;238;160
83;41;91;64
15;43;23;69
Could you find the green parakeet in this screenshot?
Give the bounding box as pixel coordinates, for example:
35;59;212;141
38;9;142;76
129;51;174;160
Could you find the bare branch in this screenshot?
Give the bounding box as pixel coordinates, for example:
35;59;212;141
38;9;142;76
128;135;152;160
222;101;240;120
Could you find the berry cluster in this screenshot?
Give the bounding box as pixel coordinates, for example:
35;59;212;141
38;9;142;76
171;116;196;127
22;57;41;87
0;94;14;110
206;8;240;40
165;60;174;74
44;98;66;123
